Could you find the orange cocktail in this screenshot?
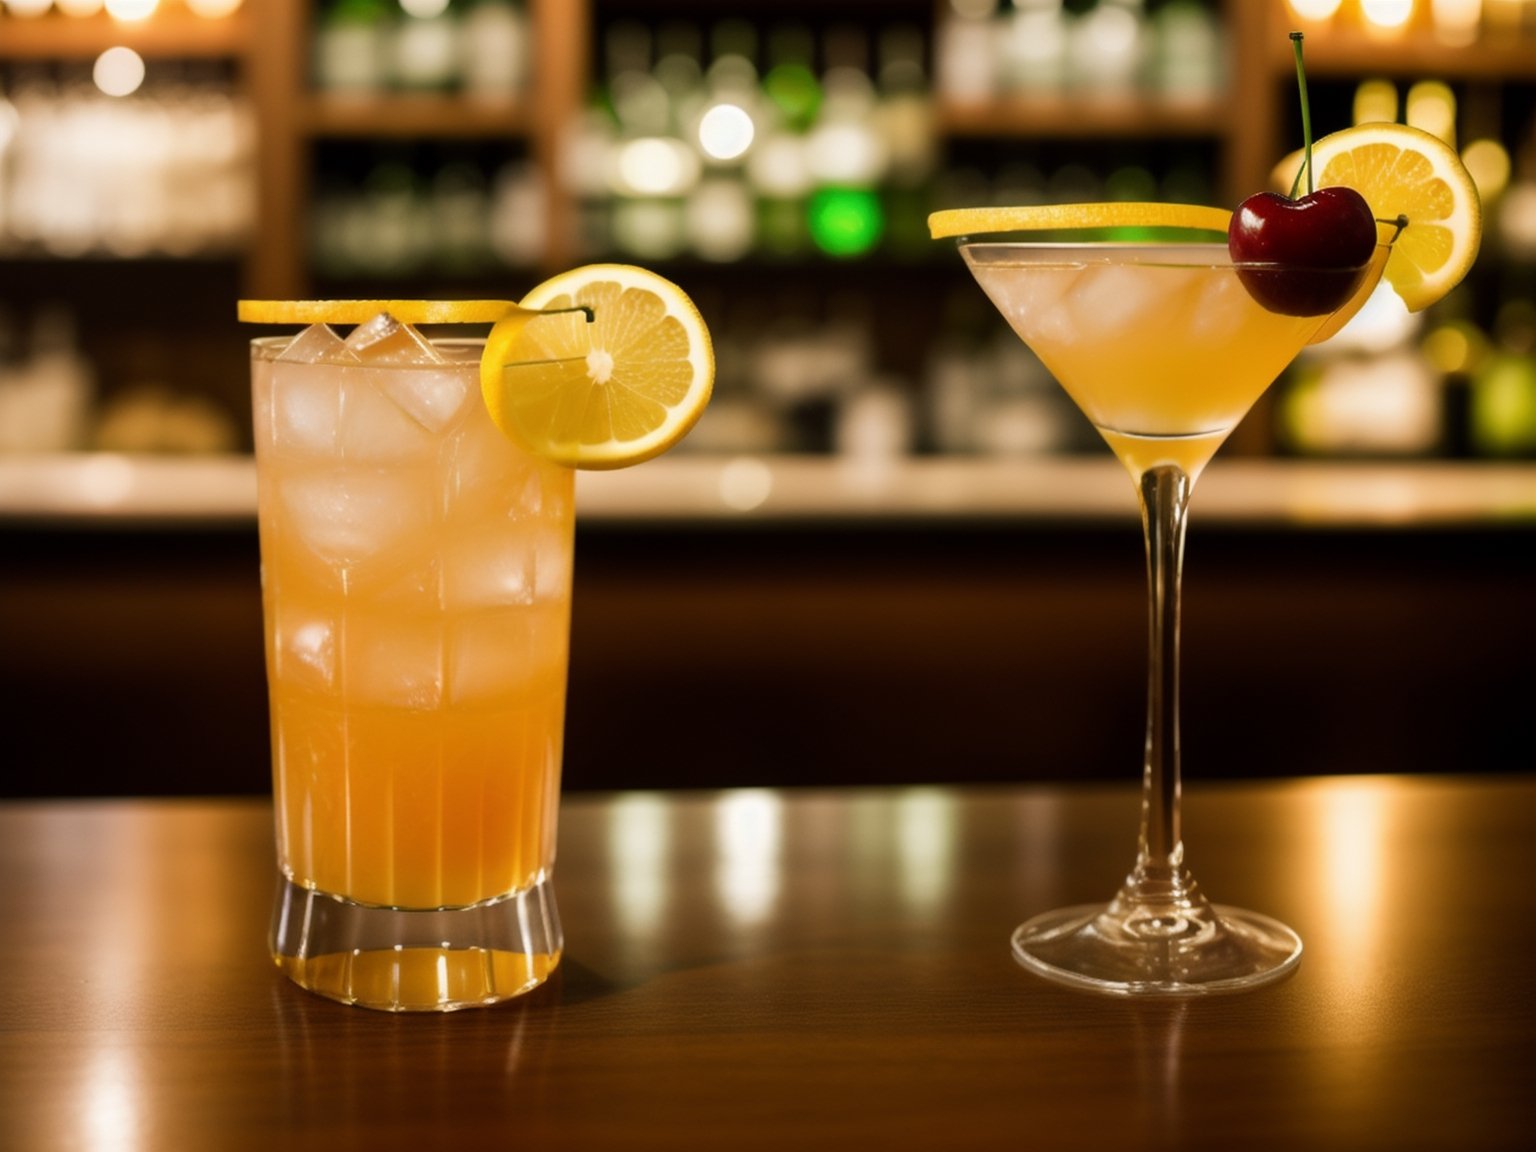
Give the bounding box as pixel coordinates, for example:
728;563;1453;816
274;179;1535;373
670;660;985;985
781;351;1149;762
930;105;1480;995
965;244;1332;479
246;269;713;1012
251;320;572;1010
253;324;572;913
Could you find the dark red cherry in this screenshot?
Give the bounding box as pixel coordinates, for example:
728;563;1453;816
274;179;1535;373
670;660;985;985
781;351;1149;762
1227;186;1378;317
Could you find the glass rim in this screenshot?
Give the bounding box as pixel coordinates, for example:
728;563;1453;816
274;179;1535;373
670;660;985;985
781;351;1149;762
955;238;1383;273
249;334;487;364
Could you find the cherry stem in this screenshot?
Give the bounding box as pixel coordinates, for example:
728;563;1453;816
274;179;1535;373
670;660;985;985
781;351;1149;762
1292;31;1314;198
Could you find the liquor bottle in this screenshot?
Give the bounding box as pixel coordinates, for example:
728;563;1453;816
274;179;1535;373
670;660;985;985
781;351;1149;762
806;25;886;259
313;0;391;95
461;0;527;101
751;22;819;259
876;23;937;260
606;20;696;259
1149;0;1220;100
1470;299;1536;455
429;158;491;273
392;0;460;93
686;20;757;261
934;0;1000;103
490;159;545;266
0;306;93;453
1066;0;1146;96
1001;0;1068;95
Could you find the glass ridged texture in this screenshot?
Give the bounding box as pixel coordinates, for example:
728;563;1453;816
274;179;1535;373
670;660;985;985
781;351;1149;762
959;240;1376;995
251;329;572;1010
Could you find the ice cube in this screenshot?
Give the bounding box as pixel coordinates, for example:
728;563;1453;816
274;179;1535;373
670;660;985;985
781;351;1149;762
339;313;471;433
442;411;537;518
441;533;537;608
447;606;566;705
271;607;338;692
979;267;1083;348
342;613;446;710
533;531;573;601
340;367;447;460
269;365;346;455
373;365;472;433
276;468;434;569
1022;300;1077;348
275;323;362;365
1066;266;1156;338
1187;271;1251;346
350;549;440;611
343;313;447;365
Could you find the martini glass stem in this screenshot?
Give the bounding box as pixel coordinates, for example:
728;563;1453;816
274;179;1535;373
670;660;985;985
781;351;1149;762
1136;464;1190;886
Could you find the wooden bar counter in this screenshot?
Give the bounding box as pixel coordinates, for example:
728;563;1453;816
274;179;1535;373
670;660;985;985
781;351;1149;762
2;776;1532;1150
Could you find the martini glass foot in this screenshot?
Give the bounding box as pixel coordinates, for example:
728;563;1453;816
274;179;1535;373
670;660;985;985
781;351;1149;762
1012;898;1302;997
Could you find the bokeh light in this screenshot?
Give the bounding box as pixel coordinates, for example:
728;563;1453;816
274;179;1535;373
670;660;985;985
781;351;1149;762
808;187;883;258
103;0;159;20
185;0;244;16
1353;79;1400;125
1406;80;1457;146
697;104;755;162
1462;138;1511;204
1430;0;1483;46
93;47;147;98
1286;0;1345;19
614;136;699;197
1360;0;1415;30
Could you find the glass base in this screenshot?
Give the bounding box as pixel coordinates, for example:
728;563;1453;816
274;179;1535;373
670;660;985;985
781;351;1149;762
1012;901;1302;997
269;872;562;1012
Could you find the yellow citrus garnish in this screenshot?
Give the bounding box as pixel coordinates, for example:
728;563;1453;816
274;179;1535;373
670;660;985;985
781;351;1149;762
481;264;714;471
238;280;713;470
1304;219;1402;345
1271;122;1482;312
928;201;1232;239
236;299;542;326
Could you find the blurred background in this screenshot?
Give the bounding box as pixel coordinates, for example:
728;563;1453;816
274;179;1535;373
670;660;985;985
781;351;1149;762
2;0;1533;797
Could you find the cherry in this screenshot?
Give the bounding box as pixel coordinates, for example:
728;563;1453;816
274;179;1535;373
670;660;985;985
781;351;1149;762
1226;31;1380;317
1227;186;1377;317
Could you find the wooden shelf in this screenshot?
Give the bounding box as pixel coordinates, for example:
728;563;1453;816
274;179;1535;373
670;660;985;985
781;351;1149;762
0;11;249;60
938;94;1229;140
1272;29;1536;80
300;93;529;139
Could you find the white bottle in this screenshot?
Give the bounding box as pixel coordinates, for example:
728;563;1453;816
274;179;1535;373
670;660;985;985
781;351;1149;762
461;0;527;100
392;0;460;93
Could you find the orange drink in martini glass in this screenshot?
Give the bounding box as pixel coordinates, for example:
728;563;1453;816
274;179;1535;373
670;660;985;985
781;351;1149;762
930;120;1480;995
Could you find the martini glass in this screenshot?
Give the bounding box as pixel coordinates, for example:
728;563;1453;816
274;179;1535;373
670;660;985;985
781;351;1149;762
958;236;1382;995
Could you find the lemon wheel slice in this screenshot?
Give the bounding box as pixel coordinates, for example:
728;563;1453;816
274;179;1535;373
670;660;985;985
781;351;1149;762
1304;219;1403;345
928;201;1233;239
1273;122;1482;312
237;299;544;326
481;264;714;470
